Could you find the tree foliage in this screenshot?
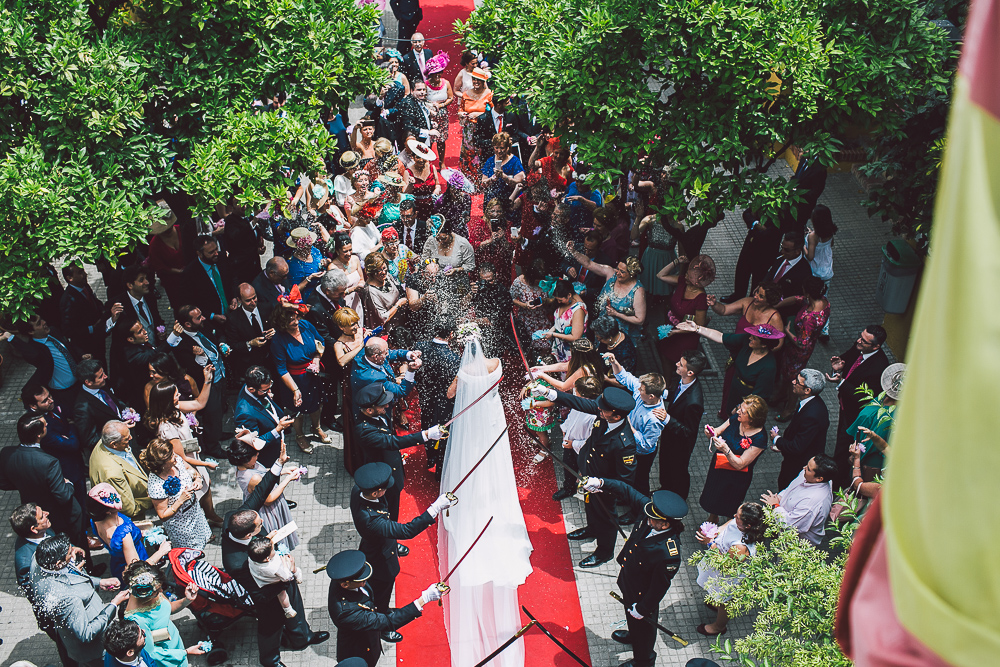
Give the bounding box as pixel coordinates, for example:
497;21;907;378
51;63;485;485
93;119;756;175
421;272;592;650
459;0;956;230
0;0;384;320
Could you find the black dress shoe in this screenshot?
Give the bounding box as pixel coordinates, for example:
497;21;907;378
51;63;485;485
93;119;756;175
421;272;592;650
611;630;632;644
308;631;330;645
579;554;611;568
567;528;593;541
719;293;743;304
552;488;575;501
286;501;298;510
397;544;410;557
618;513;636;526
819;334;830;344
380;630;403;643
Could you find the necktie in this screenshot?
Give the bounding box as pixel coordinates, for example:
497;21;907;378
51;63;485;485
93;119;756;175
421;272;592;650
774;260;791;280
845;354;864;379
136;299;150;324
406;227;414;248
84;285;101;310
277;284;286;295
197;333;225;380
99;389;119;415
209;264;226;310
496;114;503;132
250;310;262;336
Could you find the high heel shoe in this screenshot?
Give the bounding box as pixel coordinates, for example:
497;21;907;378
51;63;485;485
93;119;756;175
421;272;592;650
296;435;314;454
312;428;332;444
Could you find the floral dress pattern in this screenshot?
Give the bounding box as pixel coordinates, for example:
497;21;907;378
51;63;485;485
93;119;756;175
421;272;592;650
597;275;643;341
778;297;831;390
148;454;212;550
526;379;558;432
551;301;588;363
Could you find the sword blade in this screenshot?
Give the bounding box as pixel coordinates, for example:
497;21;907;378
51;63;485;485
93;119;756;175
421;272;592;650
472;620;536;667
510;312;532;374
444;374;504;427
520;606;591;667
609;591;688;647
524;431;583;482
450;426;508;495
441;516;493;583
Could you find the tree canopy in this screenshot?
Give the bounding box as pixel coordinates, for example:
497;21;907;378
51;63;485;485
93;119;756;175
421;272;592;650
459;0;956;230
0;0;384;320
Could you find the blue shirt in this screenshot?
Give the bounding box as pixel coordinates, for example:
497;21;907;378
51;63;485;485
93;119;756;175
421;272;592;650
107;444;143;474
615;369;667;455
565;182;602;243
37;336;76;389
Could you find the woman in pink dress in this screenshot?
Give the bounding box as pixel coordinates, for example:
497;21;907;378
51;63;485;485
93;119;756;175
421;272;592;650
774;276;830;417
655;254;716;366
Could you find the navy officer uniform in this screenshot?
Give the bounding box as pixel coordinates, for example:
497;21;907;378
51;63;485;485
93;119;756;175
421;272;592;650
349;462;453;643
540;386;638;567
353;383;448;523
591;479;687;667
327;550;444;667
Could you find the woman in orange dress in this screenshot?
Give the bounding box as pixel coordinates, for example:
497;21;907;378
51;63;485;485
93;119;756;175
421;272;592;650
458;67;493;184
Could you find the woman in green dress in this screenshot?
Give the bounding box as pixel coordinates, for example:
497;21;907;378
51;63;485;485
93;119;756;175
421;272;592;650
121;561;206;667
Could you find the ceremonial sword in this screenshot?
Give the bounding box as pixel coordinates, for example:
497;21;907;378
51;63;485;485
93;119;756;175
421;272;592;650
472;620;537;667
429;374;504;454
520;606;591;667
443;426;508;514
609;591;688;646
435;516;493;603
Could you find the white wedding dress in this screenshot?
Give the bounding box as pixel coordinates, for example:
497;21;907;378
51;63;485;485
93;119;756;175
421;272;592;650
438;335;533;667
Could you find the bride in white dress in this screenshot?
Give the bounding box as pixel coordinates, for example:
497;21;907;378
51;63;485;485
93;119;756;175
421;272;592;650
439;330;533;667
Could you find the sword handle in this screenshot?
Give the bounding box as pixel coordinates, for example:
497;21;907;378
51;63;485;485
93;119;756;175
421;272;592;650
445;492;457;517
436;582;450;606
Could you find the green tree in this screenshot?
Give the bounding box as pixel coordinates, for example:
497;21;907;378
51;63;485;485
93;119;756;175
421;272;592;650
0;0;384;321
459;0;955;228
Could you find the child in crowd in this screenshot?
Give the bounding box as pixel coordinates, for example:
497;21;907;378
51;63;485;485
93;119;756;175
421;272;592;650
248;535;303;618
552;376;603;501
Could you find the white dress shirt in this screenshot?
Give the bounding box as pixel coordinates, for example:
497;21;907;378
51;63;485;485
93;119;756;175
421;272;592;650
774;470;834;546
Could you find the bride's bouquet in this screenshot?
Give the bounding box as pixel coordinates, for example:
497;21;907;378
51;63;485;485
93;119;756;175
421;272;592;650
457;321;482;341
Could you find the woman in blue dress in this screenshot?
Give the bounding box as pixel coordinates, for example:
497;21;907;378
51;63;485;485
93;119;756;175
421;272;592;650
480;132;525;205
285;226;330;300
271;301;329;453
88;483;172;580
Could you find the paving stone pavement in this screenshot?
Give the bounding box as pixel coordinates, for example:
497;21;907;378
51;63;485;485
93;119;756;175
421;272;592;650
0;166;900;666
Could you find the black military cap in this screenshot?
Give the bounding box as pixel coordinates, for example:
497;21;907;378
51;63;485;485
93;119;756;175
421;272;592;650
644;489;689;521
336;659;368;667
354;462;394;492
356;383;394;409
597;387;635;414
326;549;373;582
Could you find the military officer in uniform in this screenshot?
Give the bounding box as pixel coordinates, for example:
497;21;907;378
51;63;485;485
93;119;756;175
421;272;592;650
354;383;448;525
535;385;638;567
583;477;688;667
327;549;446;666
350;461;455;642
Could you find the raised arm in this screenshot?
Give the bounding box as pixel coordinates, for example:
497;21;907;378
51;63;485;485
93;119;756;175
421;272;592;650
565;241;614;279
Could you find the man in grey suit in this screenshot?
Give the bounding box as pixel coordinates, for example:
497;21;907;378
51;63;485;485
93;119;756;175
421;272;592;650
30;534;130;667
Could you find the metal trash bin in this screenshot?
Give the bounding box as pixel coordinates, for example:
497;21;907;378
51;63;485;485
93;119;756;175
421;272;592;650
875;240;922;314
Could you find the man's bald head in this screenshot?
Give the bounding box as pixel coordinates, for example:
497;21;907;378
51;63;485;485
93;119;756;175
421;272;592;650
265;257;289;284
365;337;388;363
238;283;258;310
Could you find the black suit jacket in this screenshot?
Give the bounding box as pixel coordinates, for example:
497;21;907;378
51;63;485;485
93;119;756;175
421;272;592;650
73;387;126;451
180;259;235;326
59;286;109;358
396;219;429;250
835;347;890;426
172;329;225;384
552;391;638;485
354;414;424;495
251;270;289;326
329;582;422;665
119;342;162;401
505;98;540;162
400;47;431;83
0;446;82;536
349;484;434;581
225;307;272;378
661;378;705;450
396;94;434;145
413;340;461;426
108;293;165;384
305;290;343;372
10;330;82;389
473;107;530;158
763;255;812;300
222;214;263;285
221;468;284;604
775;396;830;489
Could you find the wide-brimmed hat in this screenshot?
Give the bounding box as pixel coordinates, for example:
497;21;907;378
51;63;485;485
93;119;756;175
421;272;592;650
151;199;177;235
381;227;399;242
471;67;491;81
378;172;405;188
743;323;785;340
424;50;450;76
406;138;436;161
881;362;906;400
339;151;360;170
353;200;383;220
88;482;123;510
286;227;318;249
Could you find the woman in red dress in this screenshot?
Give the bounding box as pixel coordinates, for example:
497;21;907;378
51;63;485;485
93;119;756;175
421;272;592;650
404;139;441;221
147;221;185;308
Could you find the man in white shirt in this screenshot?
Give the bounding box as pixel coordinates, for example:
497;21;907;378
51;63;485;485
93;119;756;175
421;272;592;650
760;454;837;546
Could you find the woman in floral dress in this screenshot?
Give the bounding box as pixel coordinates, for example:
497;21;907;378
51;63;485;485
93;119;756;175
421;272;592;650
141;438;212;549
775;276;831;416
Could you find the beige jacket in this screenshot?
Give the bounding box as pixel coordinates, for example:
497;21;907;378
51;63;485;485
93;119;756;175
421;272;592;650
88;444;151;519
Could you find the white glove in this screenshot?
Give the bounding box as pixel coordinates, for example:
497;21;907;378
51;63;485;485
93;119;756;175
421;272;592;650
424;425;446;441
406;350;421;361
531;386;556;401
582;477;603;493
427;493;455;517
420;583;443;605
629;603;643;620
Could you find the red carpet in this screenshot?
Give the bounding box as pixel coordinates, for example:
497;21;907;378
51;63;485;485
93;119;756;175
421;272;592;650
395;352;591;666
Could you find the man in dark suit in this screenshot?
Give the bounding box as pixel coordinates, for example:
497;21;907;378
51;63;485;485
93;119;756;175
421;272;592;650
398;32;429;81
413;320;461;478
109;265;164;381
221;205;265;286
252;257;293;325
181;235;236;334
770;368;830;490
59;264;124;364
233;366;296;469
328;550;440;667
397;82;438;147
349;338;421;423
221;439;329;666
227;283;274;382
827;325;890;490
539;386;638;567
784;154;828;234
720;211;784;304
9;503;77;667
758;231;812;319
657;350;707;500
395;200;427;249
23;383;88;511
10;315;83;407
306;270;349;428
170;305;229;457
354;384;446;521
473;95;518;161
0;414;90;568
349;462;451;643
504;96;542;163
73;358;126;454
